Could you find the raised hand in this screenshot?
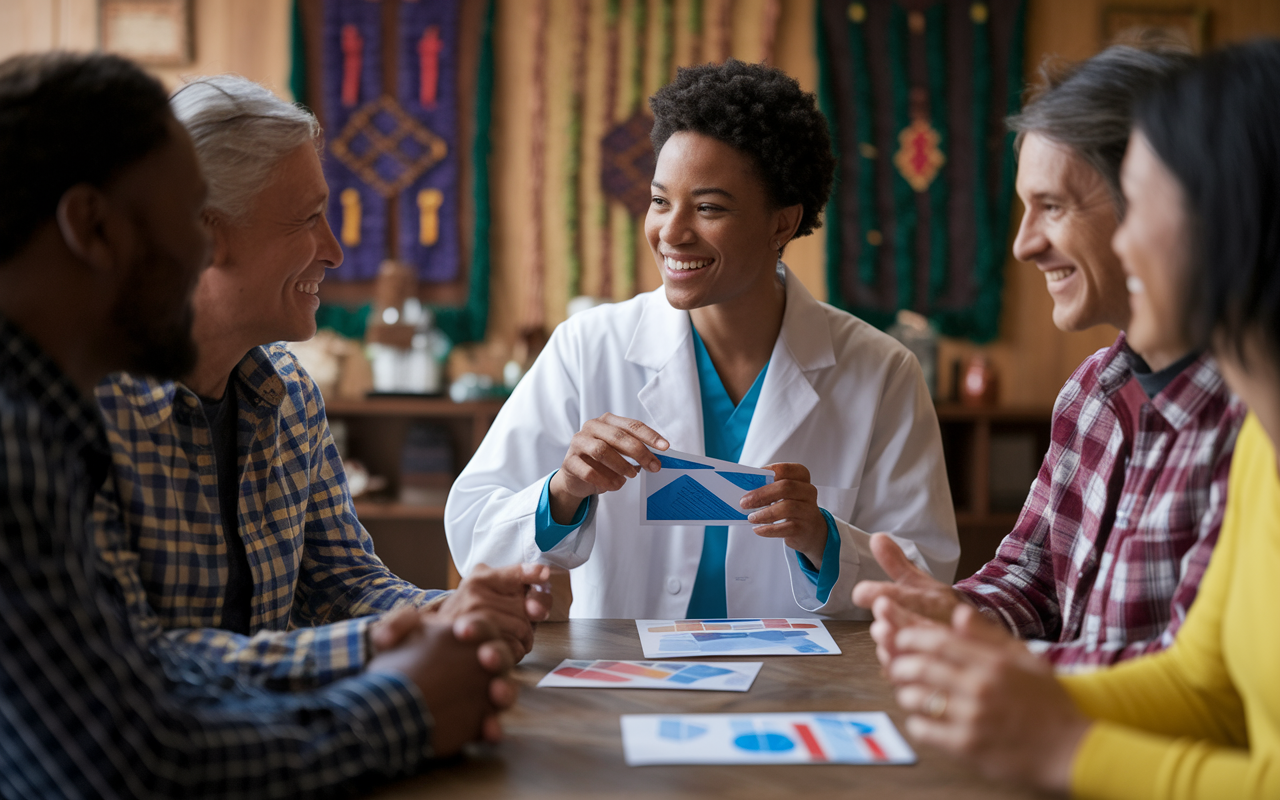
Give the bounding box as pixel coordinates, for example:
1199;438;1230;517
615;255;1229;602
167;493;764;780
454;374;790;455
740;462;828;568
548;413;669;523
366;613;518;757
852;533;971;624
884;603;1090;791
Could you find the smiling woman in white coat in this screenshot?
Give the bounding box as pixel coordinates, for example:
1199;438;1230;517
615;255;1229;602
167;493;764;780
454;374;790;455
446;60;959;619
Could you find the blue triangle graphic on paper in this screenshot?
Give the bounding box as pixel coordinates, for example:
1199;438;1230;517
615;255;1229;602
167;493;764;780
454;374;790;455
655;452;713;470
659;719;708;740
716;471;768;491
647;474;749;521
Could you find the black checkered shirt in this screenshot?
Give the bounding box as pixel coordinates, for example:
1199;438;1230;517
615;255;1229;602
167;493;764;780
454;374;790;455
0;315;432;799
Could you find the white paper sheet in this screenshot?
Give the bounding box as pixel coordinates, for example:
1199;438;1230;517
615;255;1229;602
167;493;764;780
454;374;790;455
621;711;916;766
635;618;843;658
639;447;774;526
536;659;762;691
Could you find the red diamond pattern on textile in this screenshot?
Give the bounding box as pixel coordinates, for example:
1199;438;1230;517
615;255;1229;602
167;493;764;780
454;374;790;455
600;110;656;217
893;117;946;193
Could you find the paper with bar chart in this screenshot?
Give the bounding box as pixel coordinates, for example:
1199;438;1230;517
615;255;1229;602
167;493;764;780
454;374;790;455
620;712;916;766
635;618;842;658
639;448;774;526
536;659;762;692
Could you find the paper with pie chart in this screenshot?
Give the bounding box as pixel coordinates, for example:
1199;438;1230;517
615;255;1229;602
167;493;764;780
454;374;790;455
537;659;762;692
635;618;842;658
639;447;774;526
620;712;916;766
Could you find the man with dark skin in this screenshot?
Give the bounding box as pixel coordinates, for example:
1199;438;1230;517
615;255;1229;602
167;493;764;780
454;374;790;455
0;51;516;798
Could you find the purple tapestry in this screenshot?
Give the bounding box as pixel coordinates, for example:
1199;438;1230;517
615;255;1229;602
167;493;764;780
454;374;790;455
396;0;459;283
319;0;461;283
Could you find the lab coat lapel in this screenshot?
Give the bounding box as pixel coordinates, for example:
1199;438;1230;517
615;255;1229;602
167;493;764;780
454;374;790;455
626;290;704;455
737;267;836;469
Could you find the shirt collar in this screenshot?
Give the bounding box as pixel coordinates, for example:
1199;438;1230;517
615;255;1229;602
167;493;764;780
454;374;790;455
1103;332;1231;431
1145;351;1231;430
102;344;289;431
625;262;836;374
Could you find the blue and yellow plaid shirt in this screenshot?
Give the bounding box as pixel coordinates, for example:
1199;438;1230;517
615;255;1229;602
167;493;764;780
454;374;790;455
94;344;441;691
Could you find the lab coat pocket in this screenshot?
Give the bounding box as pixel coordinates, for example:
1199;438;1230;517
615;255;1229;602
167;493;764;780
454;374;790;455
815;484;859;524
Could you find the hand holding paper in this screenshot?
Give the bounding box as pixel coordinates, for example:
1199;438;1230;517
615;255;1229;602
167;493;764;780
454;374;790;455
549;413;669;523
742;462;830;569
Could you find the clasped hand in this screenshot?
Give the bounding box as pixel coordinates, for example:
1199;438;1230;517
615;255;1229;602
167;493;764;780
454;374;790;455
364;563;554;756
854;534;1091;792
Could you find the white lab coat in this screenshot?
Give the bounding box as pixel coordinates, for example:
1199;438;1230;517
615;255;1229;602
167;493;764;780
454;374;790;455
445;267;958;619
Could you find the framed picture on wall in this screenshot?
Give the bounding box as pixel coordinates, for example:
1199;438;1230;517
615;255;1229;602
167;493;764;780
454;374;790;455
99;0;194;66
1102;7;1209;53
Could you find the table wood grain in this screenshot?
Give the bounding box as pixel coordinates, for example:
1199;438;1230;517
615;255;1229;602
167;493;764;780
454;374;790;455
372;620;1052;799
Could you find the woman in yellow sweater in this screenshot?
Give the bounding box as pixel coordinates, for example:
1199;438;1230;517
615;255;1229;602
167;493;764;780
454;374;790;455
868;40;1280;797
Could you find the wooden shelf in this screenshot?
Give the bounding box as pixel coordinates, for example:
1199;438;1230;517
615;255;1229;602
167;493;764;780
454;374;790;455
955;511;1021;529
352;500;446;521
326;396;505;418
329;398;505;589
936;405;1051;578
934;403;1053;423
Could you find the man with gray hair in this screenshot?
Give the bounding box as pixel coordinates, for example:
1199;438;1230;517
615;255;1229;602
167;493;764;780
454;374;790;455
93;73;552;697
854;42;1245;669
0;51;518;798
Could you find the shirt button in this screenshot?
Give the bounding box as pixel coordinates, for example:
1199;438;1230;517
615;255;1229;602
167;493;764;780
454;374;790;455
666;576;681;594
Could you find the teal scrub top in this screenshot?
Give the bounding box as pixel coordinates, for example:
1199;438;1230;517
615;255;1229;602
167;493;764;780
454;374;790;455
534;323;839;614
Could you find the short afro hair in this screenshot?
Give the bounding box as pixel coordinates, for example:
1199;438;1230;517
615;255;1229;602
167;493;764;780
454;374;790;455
0;52;172;263
649;59;835;244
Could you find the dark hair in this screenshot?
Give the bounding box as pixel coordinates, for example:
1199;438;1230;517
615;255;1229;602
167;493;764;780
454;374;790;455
649;59;835;244
0;52;172;262
1136;39;1280;362
1008;40;1194;213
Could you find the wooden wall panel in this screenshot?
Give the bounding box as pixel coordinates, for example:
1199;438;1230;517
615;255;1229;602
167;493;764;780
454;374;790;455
4;0;1279;407
0;0;290;93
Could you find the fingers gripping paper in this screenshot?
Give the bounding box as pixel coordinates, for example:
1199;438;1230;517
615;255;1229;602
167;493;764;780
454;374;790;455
640;448;773;526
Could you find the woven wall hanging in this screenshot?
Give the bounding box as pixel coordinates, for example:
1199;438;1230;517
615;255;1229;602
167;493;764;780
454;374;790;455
294;0;494;344
816;0;1026;342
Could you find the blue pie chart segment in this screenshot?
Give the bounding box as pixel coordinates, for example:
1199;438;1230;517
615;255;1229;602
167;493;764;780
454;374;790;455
733;732;796;752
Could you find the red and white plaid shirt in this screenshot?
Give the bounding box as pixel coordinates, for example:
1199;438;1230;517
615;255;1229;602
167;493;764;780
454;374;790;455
956;334;1244;669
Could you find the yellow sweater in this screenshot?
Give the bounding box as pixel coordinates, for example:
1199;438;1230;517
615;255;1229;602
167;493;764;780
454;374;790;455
1063;413;1280;799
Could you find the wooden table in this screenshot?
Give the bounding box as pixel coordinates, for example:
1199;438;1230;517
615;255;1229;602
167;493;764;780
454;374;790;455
374;620;1051;799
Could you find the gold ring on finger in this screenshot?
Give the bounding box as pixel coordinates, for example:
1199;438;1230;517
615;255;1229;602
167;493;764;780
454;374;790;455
924;689;948;719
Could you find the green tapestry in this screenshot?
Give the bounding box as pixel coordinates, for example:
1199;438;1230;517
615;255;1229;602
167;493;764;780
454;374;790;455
816;0;1026;342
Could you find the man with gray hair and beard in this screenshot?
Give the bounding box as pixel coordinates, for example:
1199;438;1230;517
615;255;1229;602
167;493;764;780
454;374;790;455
854;41;1246;670
93;74;553;698
0;51;517;798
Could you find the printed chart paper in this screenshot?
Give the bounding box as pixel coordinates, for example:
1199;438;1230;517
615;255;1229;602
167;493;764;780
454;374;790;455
639;448;774;526
635;618;842;658
621;712;916;766
536;659;762;692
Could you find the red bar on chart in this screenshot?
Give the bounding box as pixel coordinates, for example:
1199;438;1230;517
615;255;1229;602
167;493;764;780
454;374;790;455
793;723;828;762
860;735;888;761
596;661;672;680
